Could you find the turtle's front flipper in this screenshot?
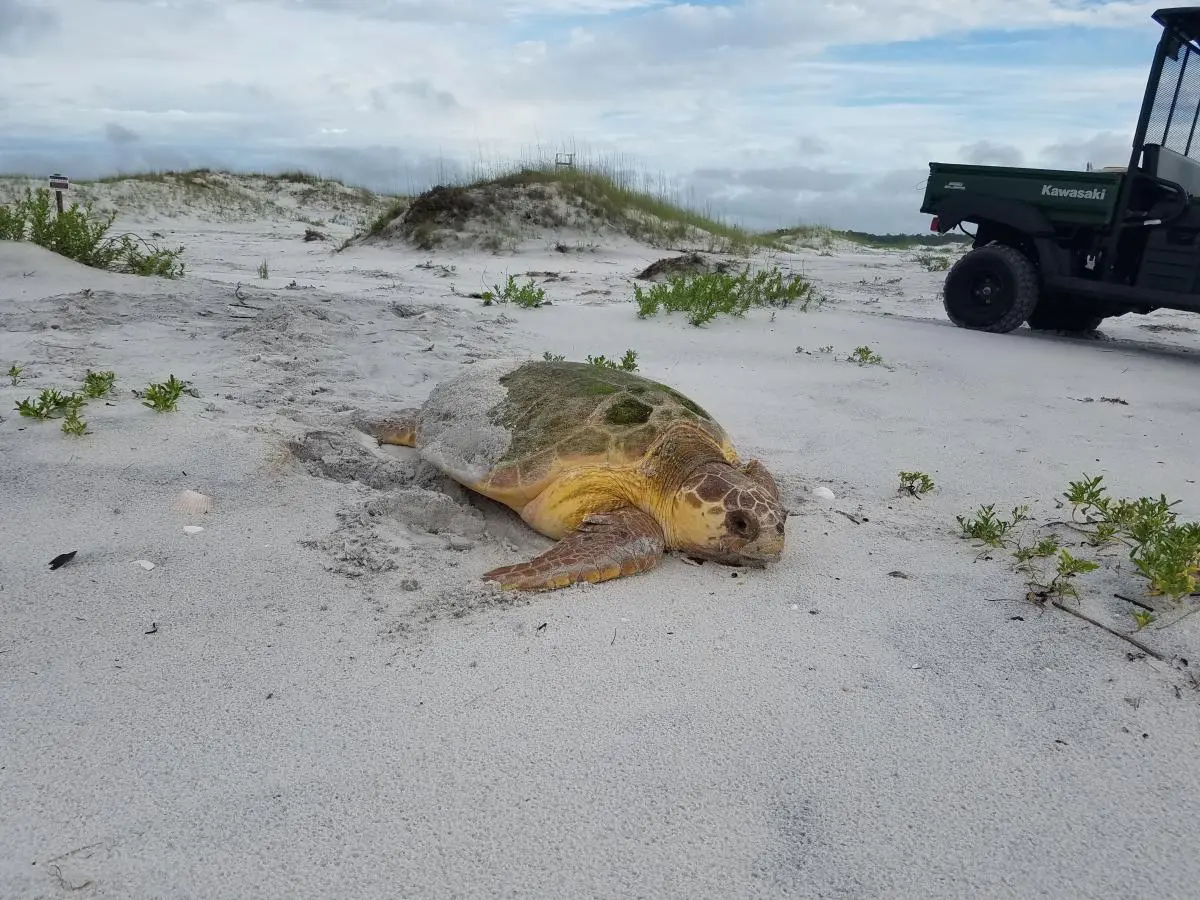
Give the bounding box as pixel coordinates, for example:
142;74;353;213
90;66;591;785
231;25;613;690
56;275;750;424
482;506;665;592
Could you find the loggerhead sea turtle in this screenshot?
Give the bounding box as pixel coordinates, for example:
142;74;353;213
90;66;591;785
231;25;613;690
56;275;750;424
358;358;787;592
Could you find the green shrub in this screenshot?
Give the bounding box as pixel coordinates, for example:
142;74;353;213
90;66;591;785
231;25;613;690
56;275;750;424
480;274;546;308
0;187;185;278
958;473;1200;627
586;350;639;371
914;250;952;272
634;265;818;326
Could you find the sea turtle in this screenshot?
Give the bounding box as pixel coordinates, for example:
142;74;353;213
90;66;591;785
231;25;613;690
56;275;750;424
359;358;786;592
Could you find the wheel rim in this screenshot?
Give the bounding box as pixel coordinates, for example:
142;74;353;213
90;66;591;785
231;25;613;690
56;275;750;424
949;261;1015;327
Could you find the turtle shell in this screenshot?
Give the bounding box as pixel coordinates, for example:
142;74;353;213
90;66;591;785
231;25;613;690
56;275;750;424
412;358;731;507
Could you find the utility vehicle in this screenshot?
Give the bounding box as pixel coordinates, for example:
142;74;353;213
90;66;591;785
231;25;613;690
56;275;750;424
920;7;1200;333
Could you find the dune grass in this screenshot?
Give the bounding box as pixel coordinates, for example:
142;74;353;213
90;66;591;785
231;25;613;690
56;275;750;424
484;165;779;252
356;146;784;253
0;168;399;229
767;224;971;252
2;143;956;252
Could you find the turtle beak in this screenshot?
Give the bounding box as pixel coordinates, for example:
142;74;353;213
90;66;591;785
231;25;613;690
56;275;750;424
746;520;785;564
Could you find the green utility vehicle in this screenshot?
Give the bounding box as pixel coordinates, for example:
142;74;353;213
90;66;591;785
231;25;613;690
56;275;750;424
920;7;1200;333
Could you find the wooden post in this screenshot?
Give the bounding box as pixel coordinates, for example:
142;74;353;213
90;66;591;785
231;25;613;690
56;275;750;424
48;173;69;214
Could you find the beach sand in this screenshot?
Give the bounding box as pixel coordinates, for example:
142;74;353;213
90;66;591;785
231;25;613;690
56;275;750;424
2;174;1199;899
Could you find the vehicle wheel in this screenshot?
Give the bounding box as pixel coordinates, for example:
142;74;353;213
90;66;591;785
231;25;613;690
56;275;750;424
1026;302;1104;333
941;244;1039;333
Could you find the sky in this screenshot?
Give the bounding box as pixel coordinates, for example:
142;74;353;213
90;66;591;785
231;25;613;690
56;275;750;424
0;0;1175;233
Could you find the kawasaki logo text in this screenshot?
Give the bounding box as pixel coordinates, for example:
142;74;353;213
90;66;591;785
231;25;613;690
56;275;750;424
1041;184;1107;200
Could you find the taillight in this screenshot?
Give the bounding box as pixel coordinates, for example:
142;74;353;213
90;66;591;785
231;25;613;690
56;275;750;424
930;216;940;232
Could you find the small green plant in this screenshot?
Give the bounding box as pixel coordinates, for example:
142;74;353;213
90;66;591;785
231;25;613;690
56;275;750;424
1027;549;1100;601
542;351;565;361
257;259;269;279
956;503;1032;547
915;250;952;272
1131;609;1156;630
586;350;639;372
142;374;186;412
1060;473;1200;598
960;474;1200;613
481;274;546;309
898;471;935;497
117;234;187;278
634;266;819;327
1013;535;1062;565
15;388;81;420
60;408;88;436
7;363;22;386
1064;473;1108;517
847;346;883;365
1130;522;1200;597
81;369;116;399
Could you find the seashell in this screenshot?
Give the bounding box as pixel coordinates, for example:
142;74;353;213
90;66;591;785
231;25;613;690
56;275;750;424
182;525;205;535
811;485;836;501
171;489;213;516
136;559;156;570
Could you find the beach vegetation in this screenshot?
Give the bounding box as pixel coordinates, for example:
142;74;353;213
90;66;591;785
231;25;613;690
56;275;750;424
141;374;186;412
634;265;819;326
82;369;117;399
898;471;935;496
480;274;546;308
15;387;83;420
847;345;884;365
958;473;1200;629
0;186;185;277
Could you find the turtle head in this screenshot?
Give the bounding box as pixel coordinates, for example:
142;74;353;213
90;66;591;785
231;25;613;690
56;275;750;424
668;460;786;566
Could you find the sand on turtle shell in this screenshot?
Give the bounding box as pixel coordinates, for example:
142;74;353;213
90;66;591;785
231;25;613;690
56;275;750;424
409;357;526;486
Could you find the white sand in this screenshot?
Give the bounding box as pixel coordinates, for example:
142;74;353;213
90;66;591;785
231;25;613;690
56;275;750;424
3;177;1200;899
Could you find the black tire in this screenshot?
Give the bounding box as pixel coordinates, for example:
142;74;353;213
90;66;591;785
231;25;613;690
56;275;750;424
1026;302;1104;333
941;244;1040;333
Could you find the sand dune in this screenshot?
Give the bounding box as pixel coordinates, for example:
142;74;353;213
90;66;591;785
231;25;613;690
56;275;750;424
2;171;1199;899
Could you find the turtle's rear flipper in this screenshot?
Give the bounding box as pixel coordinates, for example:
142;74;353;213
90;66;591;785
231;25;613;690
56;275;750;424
357;408;420;447
482;506;665;592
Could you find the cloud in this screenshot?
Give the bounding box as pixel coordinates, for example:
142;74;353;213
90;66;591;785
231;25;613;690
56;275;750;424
0;0;59;51
961;141;1026;168
0;0;1171;231
271;0;668;22
104;122;139;145
1040;131;1133;169
370;80;462;114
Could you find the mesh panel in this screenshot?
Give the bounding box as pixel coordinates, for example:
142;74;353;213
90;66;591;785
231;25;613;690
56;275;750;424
1145;42;1200;159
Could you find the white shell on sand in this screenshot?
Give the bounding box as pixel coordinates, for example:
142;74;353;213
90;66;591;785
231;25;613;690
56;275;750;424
171;489;214;516
136;559;156;570
182;525;205;535
811;486;836;501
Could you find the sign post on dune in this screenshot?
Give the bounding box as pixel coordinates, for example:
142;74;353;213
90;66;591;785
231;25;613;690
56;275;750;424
48;173;69;215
